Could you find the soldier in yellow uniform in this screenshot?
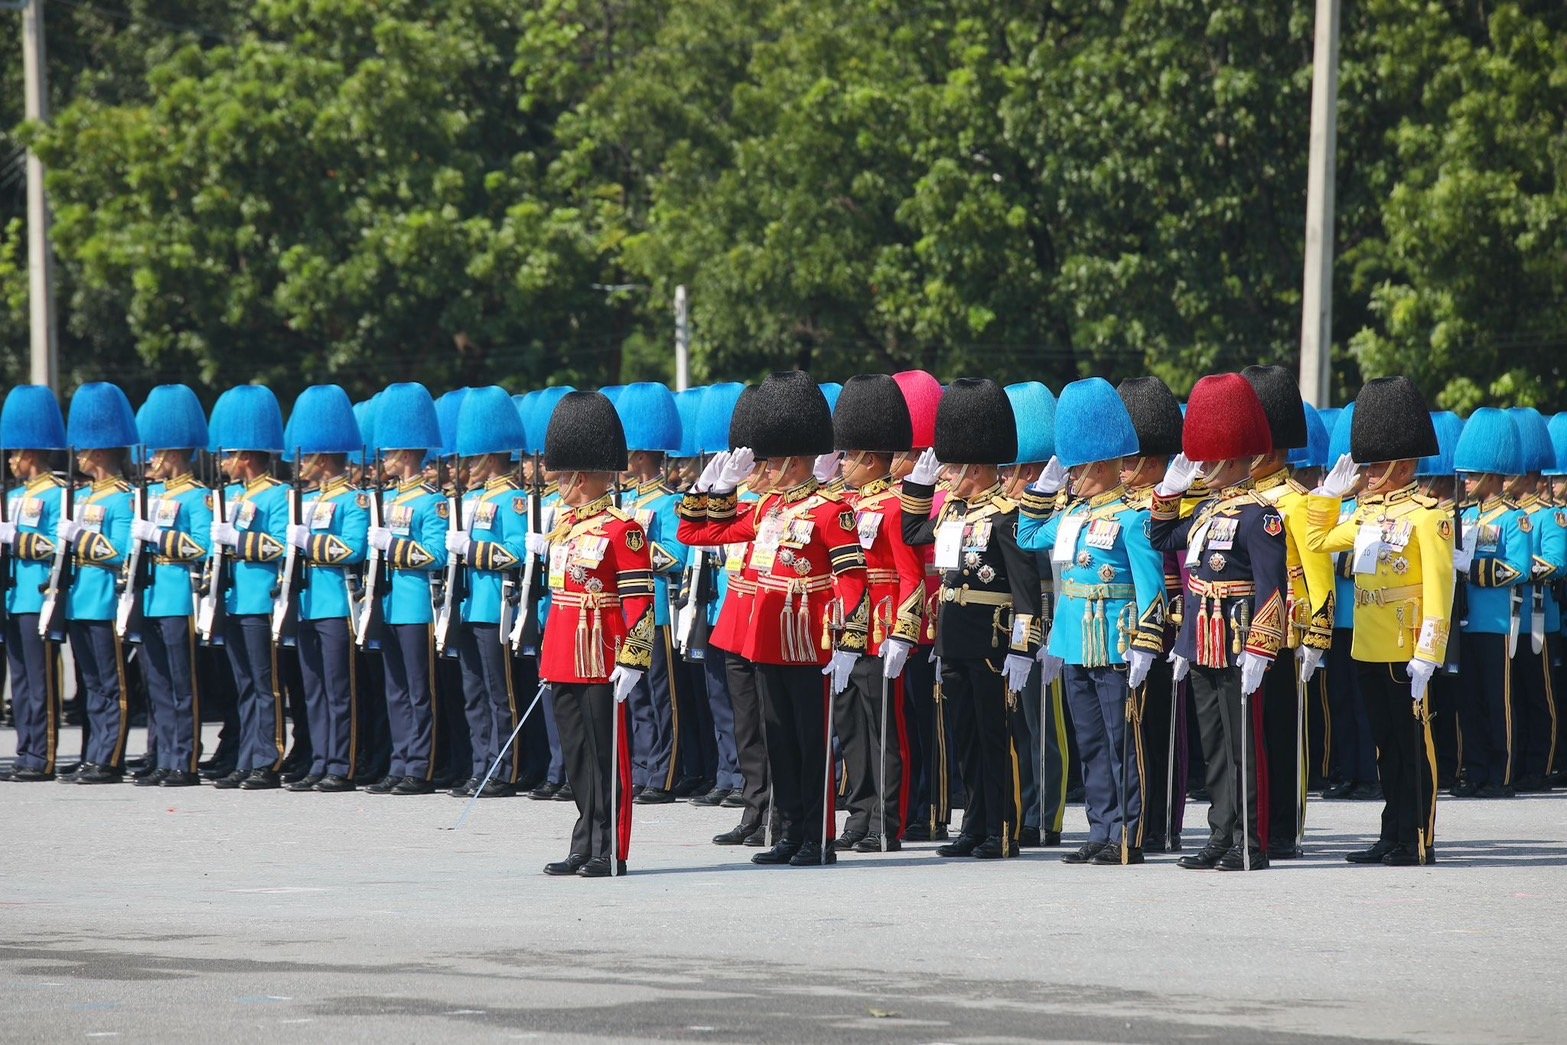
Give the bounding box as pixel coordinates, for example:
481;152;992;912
1304;377;1454;867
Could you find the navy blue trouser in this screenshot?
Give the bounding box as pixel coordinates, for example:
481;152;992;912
630;625;682;790
142;615;201;774
382;623;435;779
541;678;566;786
702;646;742;791
1513;634;1559;780
6;614;59;772
298;616;356;778
1459;632;1514;787
68;619;130;770
223;613;284;774
1328;627;1377;784
1064;664;1143;847
456;623;519;781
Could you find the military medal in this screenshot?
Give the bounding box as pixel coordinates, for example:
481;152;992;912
963;550;981;568
977;564;996;583
1098;563;1117;583
1076;550;1093;568
793;557;812;576
1393;557;1409;575
1208;552;1227;573
584;576;604;593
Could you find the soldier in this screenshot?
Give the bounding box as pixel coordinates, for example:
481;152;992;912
447;386;528;798
1547;413;1567;786
1305;377;1454;866
1451;408;1530;798
129;385;212;787
284;385;369;792
1242;365;1336;859
431;388;473;788
666;385;719;799
1419;411;1465;787
56;384;138;785
830;375;925;853
902;378;1044;860
533;391;653;878
1116;376;1188;850
206;386;291;790
1019;379;1166;864
349;395;392;784
1507;408;1564;792
680;372;871;867
1150;373;1288;871
1293;404;1334;790
0;386;68;781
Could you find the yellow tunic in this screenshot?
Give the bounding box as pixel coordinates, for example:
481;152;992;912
1255;469;1336;652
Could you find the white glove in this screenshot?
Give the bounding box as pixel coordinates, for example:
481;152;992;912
695;452;729;493
881;638;912;680
1030;456;1067;497
1298;646;1324;683
611;665;644;704
368;526;392;552
0;520;15;545
287;523;311;550
1238;651;1270;697
1002;653;1033;693
525;532;550;557
909;447;941;486
1126;648;1155;690
132;518;161;544
1451;529;1475;574
57;518;82;544
1155;453;1199;497
1407;658;1437;702
209;520;239;548
1169;651;1191;683
1038;652;1064;687
445;528;471;557
1320;453;1361;498
822;649;858;694
813;452;840;484
716;447;755;489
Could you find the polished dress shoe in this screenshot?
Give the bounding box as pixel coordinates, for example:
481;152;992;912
690;787;732;807
1061;841;1108;865
789;842;836;866
833;830;867;852
719;791;748;808
1477;783;1515;799
160;771;200;788
544;853;590;876
9;767;54;782
1090;843;1145;865
365;774;400;795
1177;844;1228;870
973;836;1018;859
1018;826;1042;848
1348;782;1383;800
635;787;675;805
1269;839;1303;859
713;824;756;846
902;822;932;841
134;769;170;787
553;784;575;802
1322;778;1356;799
198;759;235;781
1449;778;1480;798
1381;844;1434;866
239;769;281;790
751;841;802;865
76;764;123;785
743;829;767;847
1344;840;1396;864
391;777;434;795
477;779;516;798
578;855;627;877
854;836;901;853
211;769;249;790
1215;846;1268;871
287;774;324;792
528;782;560;800
672;776;711;798
314;774;356;792
449;777;480;798
936;835;980;858
1513;773;1551;793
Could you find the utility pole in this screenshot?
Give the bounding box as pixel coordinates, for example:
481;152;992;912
21;0;57;391
1298;0;1340;408
674;284;690;392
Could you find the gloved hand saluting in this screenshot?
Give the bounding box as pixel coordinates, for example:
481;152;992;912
1030;456;1067;497
1156;453;1200;497
695;451;729;493
1320;453;1361;499
909;447;941;486
716;447;755;490
813;452;840;484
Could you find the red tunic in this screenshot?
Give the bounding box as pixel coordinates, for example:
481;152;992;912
539;493;655;685
846;477;925;655
679;478;870;666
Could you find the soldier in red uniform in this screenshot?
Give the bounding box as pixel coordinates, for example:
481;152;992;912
679;372;871;867
830;376;926;853
534;391;655;879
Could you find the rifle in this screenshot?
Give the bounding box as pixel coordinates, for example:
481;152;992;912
675;546;714;661
114;448;151;641
37;453;74;641
498;456;522;649
355;452;388;650
433;456;466;656
508;454;544;654
270;449;304;645
195;453;229;645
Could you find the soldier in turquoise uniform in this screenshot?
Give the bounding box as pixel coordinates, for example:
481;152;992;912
1508;407;1565;791
0;386;69;781
130;385;212;787
1019;379;1166;865
284;385;369;793
520;386;573;802
448;386;529;798
59;383;139;784
366;382;449;796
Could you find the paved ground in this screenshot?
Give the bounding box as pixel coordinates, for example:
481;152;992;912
3;726;1565;1043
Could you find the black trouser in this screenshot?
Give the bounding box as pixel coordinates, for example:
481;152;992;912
677;644;718;787
142;616;201;774
382;623;435;780
1189;664;1266;855
1459;632;1513;787
1514;635;1559;780
902;647;950;832
1020;671;1069;835
434;649;469;784
836;653;906;840
552;681;631;860
1358;660;1437;850
354;647;390;781
5;614;59;773
1261;652;1301;849
941;656;1020;845
197;641;238;769
1138;652;1186;846
726;652;771;830
510;652;551;787
756;663;832;846
456;623;519;782
1328;628;1376;784
69;620;130;770
277;638;311;771
297;617;356;779
630;625;682;790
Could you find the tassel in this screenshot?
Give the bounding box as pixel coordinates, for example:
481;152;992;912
780;589;797;663
1196;597;1210;668
575;605;591;678
1213;599;1228;668
1094;600;1108;668
1081;602;1094;669
798;599;813;659
590;604;605;678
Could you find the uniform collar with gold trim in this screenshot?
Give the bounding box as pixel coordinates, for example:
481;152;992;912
1382;483;1420;506
314;473;354;498
777;477;819;504
24;472;63;493
1253;468;1290;494
162;471;201;494
1081;485;1127;511
854;475;894;499
562;492;616;524
85;475;128;494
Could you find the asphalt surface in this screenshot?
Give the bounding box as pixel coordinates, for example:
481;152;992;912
3;725;1565;1043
